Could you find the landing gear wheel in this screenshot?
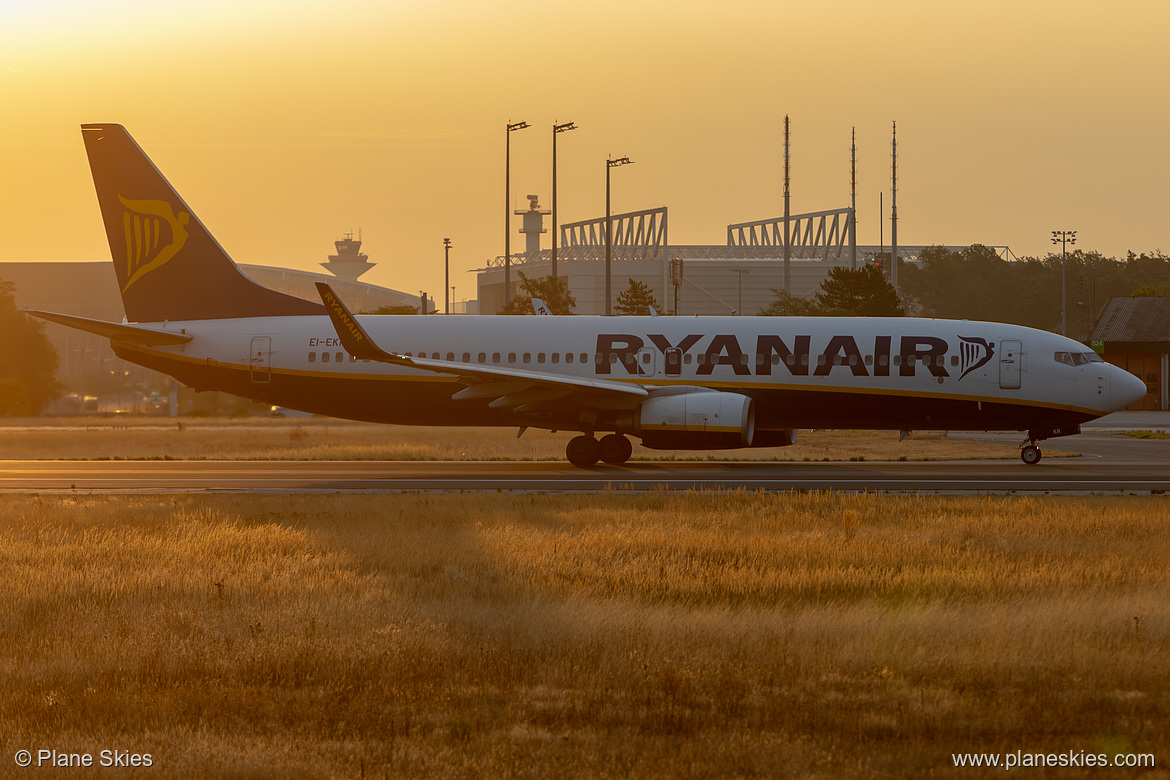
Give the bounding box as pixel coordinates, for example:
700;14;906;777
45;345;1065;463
598;434;633;465
566;435;601;468
1020;445;1042;465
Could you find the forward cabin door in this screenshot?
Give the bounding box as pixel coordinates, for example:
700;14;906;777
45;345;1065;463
250;336;272;383
999;339;1022;390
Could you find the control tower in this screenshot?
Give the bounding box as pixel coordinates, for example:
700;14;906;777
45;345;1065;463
515;195;550;257
321;232;376;280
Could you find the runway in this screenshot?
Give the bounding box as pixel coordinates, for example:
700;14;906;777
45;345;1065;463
1;454;1167;494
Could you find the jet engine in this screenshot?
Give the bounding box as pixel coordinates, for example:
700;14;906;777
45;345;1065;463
632;391;755;450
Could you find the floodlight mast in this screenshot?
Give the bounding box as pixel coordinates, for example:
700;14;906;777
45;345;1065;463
504;120;530;307
605;156;633;316
1052;229;1077;336
552;121;577;280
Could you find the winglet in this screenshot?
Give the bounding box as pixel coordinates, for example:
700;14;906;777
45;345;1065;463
315;282;399;362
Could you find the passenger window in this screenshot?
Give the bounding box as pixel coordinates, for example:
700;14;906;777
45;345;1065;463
462;352;470;362
800;354;809;366
922;355;930;367
849;355;857;366
786;354;795;366
551;353;560;364
477;352;486;363
697;354;706;365
864;355;873;366
817;354;827;366
492;353;501;363
508;352;516;363
684;353;692;364
308;352;316;363
893;355;902;366
431;352;439;360
322;352;331;363
739;354;748;366
950;355;959;367
565;353;574;364
640;353;649;364
879;355;888;366
522;353;531;363
625;354;635;366
538;353;546;364
611;354;619;364
446;352;454;361
337;352;344;363
581;353;588;364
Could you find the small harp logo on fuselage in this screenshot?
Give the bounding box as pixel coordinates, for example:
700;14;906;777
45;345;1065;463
118;195;190;292
957;336;995;381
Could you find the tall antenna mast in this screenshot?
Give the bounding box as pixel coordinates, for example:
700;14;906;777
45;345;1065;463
850;127;857;270
890;120;899;291
783;114;791;293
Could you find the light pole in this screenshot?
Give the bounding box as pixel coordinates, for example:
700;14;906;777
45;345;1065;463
552;121;577;280
605;156;633;316
504;120;529;308
731;268;749;315
443;238;452;314
1052;230;1076;336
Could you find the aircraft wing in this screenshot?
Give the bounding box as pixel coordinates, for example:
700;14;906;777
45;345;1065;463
315;283;648;411
23;310;194;346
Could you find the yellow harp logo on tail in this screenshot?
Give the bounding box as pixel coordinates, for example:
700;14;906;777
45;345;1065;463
117;196;190;293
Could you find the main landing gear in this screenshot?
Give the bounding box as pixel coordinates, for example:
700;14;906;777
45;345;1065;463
566;433;632;467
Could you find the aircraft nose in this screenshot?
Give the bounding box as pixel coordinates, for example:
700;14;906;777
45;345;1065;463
1110;365;1147;411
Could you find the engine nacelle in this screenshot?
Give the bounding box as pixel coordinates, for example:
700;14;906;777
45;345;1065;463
634;391;755;450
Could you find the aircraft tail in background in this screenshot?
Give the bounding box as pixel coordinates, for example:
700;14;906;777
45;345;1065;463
80;124;325;322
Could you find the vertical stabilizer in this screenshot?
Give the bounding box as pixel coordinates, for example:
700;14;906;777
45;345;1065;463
81;124;325;322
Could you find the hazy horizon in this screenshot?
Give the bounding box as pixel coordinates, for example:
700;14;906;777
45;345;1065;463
2;0;1167;303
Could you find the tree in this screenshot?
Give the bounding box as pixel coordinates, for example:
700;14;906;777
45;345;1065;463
613;278;662;316
0;279;63;415
814;265;905;316
759;289;819;316
498;272;576;315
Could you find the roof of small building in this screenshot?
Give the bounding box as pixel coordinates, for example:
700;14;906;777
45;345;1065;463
1090;296;1170;344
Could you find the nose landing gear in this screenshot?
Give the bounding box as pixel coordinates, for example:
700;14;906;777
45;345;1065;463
1020;443;1042;465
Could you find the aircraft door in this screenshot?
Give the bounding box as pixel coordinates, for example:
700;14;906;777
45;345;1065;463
664;347;683;377
250;336;272;383
999;339;1021;390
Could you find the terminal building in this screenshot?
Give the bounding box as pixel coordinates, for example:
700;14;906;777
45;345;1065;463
477;199;1012;316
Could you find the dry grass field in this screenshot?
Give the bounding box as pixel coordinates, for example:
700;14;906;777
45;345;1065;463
0;417;1032;462
1;492;1166;778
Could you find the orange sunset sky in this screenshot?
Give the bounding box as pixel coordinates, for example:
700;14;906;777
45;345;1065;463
1;0;1167;305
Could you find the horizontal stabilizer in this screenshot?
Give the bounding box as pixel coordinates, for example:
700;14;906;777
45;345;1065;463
23;310;194;346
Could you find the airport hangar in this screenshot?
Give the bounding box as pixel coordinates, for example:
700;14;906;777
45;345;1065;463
475;199;1014;316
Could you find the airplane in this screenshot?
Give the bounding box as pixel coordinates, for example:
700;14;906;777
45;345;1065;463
25;124;1147;468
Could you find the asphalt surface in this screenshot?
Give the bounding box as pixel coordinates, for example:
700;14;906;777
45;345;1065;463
1;449;1167;495
2;412;1165;495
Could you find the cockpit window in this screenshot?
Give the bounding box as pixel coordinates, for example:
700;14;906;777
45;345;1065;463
1055;351;1104;366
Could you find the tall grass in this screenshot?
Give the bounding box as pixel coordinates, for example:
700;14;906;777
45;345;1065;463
1;493;1165;777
